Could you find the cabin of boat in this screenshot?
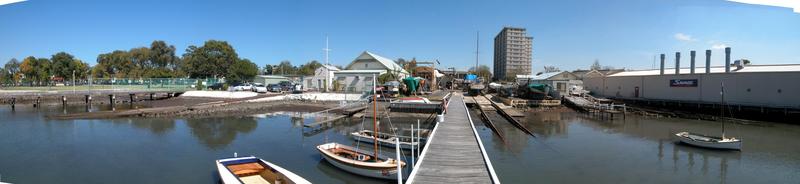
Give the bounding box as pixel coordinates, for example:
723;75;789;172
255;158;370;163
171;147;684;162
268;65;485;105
216;157;310;184
317;142;406;179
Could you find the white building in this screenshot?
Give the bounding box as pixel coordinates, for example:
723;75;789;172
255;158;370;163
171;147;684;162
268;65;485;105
583;64;800;108
304;65;340;92
332;51;409;92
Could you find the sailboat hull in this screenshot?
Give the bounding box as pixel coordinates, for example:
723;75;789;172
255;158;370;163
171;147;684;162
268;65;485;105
675;132;742;150
317;143;405;180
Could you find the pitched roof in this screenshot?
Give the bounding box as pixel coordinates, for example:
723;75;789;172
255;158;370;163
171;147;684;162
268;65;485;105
320;64;340;71
519;71;576;80
347;51;409;74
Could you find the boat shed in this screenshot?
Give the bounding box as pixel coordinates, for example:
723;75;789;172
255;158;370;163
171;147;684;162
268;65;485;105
333;70;385;92
583;64;800;109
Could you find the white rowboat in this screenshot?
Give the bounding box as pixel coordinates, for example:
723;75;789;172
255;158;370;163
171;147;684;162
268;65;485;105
216;156;311;184
350;130;421;150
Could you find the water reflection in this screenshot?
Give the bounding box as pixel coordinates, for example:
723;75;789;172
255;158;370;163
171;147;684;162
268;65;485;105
185;117;257;149
130;119;177;135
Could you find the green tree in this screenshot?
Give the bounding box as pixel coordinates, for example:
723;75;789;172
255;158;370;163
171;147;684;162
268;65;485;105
275;60;294;75
182;40;239;78
149;40;180;77
50;52;77;80
20;56;51;85
128;47;151;78
262;64;274;75
297;60;322;76
226;59;258;84
2;58;20;85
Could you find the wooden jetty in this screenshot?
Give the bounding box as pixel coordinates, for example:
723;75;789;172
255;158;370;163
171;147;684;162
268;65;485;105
564;95;626;119
407;93;499;184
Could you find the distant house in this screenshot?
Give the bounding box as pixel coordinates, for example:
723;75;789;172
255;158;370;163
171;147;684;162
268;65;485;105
304;65;340;92
334;51;409;92
572;69;625;79
517;71;581;95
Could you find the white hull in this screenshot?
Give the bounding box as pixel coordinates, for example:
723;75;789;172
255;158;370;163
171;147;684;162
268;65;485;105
675;132;742;150
317;143;405;180
216;156;311;184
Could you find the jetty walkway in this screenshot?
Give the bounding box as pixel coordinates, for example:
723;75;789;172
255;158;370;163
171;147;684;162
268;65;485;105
407;93;499;184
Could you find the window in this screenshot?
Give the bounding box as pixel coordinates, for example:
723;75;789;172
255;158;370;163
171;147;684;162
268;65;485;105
365;63;368;68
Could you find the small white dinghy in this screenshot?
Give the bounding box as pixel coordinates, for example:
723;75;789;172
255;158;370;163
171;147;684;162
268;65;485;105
216;156;311;184
675;132;742;150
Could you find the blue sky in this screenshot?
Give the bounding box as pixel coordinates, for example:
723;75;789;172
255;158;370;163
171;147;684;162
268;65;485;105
1;0;798;74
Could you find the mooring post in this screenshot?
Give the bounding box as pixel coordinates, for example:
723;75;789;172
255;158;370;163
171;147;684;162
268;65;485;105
62;95;67;106
85;95;92;104
129;94;135;104
35;96;41;108
10;97;16;110
149;93;154;101
109;94;115;105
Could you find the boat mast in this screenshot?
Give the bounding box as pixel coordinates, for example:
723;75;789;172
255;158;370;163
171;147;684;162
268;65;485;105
373;73;379;161
721;81;726;139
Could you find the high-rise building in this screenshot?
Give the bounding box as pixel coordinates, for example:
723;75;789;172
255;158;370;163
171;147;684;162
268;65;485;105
493;27;532;81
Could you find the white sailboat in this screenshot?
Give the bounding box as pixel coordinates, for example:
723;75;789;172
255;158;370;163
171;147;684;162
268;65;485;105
675;81;742;150
216;156;311;184
317;74;406;180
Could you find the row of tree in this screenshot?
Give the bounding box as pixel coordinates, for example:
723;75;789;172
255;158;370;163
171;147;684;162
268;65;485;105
0;53;90;85
1;40;270;86
261;60;326;76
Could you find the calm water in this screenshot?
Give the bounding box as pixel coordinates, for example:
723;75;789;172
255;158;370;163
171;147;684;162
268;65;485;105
472;110;800;184
0;105;425;184
2;105;799;184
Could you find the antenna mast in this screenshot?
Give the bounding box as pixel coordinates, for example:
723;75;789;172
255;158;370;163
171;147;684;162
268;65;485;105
475;31;479;73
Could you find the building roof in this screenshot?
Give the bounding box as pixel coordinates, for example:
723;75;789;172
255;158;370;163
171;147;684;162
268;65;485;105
518;71;574;80
347;51;409;74
333;70;386;74
320;64;340;71
608;64;800;77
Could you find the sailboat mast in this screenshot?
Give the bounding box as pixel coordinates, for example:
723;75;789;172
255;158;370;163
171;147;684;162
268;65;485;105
721;81;726;139
373;73;379;161
475;31;479;74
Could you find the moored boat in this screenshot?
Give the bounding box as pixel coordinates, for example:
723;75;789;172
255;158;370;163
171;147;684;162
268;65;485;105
350;130;420;150
675;132;742;150
316;142;406;180
216;156;311;184
675;81;742;151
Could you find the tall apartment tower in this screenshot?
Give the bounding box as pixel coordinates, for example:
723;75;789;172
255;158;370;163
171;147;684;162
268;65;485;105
493;27;533;81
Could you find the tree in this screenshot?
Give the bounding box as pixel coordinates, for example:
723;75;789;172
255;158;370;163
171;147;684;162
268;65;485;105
226;59;258;84
182;40;239;78
591;59;601;70
128;47;151;78
2;58;20;85
262;64;274;75
543;66;560;73
50;52;78;80
275;60;294;75
297;60;322;76
149;40;180;77
469;65;492;81
20;56;51;85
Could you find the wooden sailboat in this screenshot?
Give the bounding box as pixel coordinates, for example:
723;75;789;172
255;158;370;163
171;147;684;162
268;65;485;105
317;74;406;180
675;81;742;150
216;156;311;184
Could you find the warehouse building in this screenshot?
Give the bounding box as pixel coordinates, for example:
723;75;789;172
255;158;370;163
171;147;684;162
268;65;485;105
584;48;800;110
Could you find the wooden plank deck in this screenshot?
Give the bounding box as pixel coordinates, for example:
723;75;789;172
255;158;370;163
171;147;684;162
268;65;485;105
409;93;497;184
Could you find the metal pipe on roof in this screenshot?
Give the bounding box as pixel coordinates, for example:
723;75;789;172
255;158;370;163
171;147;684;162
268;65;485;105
660;54;665;75
675;52;681;75
705;50;711;74
690;51;696;74
725;47;731;73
